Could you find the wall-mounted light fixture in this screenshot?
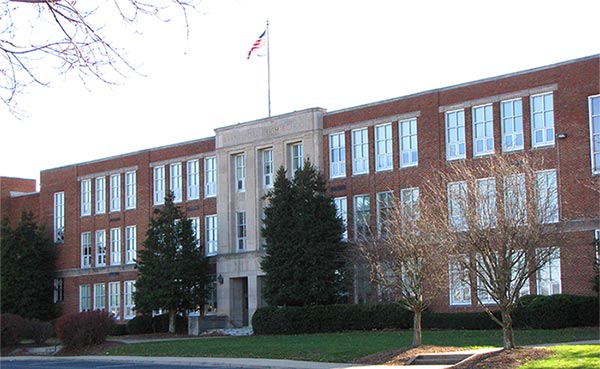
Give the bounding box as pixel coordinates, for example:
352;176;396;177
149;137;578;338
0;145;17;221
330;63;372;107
556;133;568;139
217;274;224;284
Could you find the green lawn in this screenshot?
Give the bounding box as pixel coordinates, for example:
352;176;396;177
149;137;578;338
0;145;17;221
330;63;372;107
107;327;599;363
520;345;600;369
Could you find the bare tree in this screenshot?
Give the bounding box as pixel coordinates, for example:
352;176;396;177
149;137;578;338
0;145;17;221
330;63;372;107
427;154;564;349
356;191;449;348
1;0;197;114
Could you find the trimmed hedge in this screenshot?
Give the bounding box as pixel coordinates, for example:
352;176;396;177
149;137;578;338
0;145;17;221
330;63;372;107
55;311;114;348
252;294;599;335
0;313;30;347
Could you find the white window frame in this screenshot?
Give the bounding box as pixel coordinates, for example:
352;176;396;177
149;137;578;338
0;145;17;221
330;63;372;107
79;284;91;312
445;109;466;160
531;92;555;148
290;143;303;175
501;98;524;152
154;166;165;205
472;104;494;156
476;177;497;229
504;173;527;225
54;192;65;243
190;217;201;248
204;157;217;198
449;255;471;306
81;232;92;268
109;281;121;320
475;254;495;305
329;133;346;178
511;250;530;297
94;283;106;311
399;118;418;168
334;197;348;240
262;149;274;188
187;159;200;200
236;211;246;251
110;227;121;265
375;123;393;171
53;278;64;303
376;191;393;237
170;162;182;203
95;177;106;214
588;95;600;174
125;225;136;264
81;179;91;216
96;229;106;266
447;181;468;231
400;187;419;226
535;169;559;224
235;154;246;192
353;194;370;240
109;173;121;212
125;171;136;210
352;128;369;175
537;248;561;295
205;215;218;256
124;281;136;320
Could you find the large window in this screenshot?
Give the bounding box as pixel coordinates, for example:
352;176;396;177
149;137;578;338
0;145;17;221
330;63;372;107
109;282;120;320
125;225;136;264
504;174;527;225
81;179;91;216
109;173;121;212
531;92;555;148
400;187;419;227
187;159;200;200
476;177;497;229
54;192;65;243
352;128;369;175
501;99;524;152
95;177;106;214
205;215;218;255
535;169;558;224
329;133;346;178
290;143;303;174
204;156;217;197
191;217;200;248
446;110;466;160
449;255;471;306
375;123;393;171
447;181;468;231
81;232;92;268
376;191;393;237
235;154;245;192
472;104;494;156
537;248;561;295
125;171;136;210
589;95;600;174
170;162;182;203
236;211;247;251
154;166;165;205
79;284;91;312
353;194;370;240
124;281;135;320
334;197;348;240
96;229;106;266
53;278;64;303
399;118;418;168
94;283;106;311
110;228;121;265
262;149;274;188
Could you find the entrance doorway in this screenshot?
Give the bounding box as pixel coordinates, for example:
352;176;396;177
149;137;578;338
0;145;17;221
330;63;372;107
230;277;248;327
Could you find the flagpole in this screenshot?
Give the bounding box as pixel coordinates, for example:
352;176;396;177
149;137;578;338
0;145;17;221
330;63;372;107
266;20;271;117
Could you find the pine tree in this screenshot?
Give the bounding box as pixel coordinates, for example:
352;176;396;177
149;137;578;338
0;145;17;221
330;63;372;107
1;211;56;320
261;160;348;306
135;192;211;333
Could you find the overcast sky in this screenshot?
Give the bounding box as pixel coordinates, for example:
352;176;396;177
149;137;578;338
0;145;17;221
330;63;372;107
1;0;599;186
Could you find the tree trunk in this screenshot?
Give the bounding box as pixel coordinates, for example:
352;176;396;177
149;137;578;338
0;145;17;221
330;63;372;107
412;310;422;348
501;310;515;349
168;310;177;334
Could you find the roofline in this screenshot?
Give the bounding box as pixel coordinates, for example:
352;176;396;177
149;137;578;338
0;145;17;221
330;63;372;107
215;107;327;133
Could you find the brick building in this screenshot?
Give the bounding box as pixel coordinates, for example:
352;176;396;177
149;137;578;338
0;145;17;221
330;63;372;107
2;55;598;325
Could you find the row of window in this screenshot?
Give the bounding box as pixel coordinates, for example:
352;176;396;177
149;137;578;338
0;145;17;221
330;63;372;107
153;157;217;205
79;281;135;320
81;171;137;217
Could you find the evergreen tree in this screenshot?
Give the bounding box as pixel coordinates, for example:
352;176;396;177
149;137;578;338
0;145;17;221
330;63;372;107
1;211;56;320
135;192;211;333
261;160;348;306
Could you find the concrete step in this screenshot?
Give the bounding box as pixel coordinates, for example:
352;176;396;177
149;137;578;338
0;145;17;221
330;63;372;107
407;353;472;366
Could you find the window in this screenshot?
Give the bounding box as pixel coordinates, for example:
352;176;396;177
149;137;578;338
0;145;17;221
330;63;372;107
81;179;91;216
235;154;245;192
154;166;165;205
352;128;369;175
110;228;121;265
94;283;106;311
475;254;494;305
81;232;92;268
399;118;418;168
54;192;64;243
375;123;393;171
53;278;64;303
329;133;346;178
109;282;120;320
537;248;561;295
170;162;182;203
504;174;527;225
95;177;106;214
400;187;419;227
354;194;370;240
190;217;201;248
79;284;91;312
446;110;466;160
589;95;600;174
511;250;530;297
204;157;217;197
535;169;558;223
236;211;246;251
125;171;136;209
187;160;200;200
449;255;471;306
125;225;136;264
334;197;348;240
205;215;218;255
110;174;121;212
447;181;468;231
96;230;106;266
124;281;136;319
262;149;274;188
291;143;303;174
476;178;497;229
376;191;394;237
501;99;524;152
472;104;494;156
531;92;555;148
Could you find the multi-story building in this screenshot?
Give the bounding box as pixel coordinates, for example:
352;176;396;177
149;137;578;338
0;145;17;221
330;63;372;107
2;55;598;325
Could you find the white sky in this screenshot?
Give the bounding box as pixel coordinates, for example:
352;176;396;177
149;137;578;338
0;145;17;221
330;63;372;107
1;0;599;186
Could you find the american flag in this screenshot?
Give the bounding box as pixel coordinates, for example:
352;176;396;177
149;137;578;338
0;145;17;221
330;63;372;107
247;30;267;60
